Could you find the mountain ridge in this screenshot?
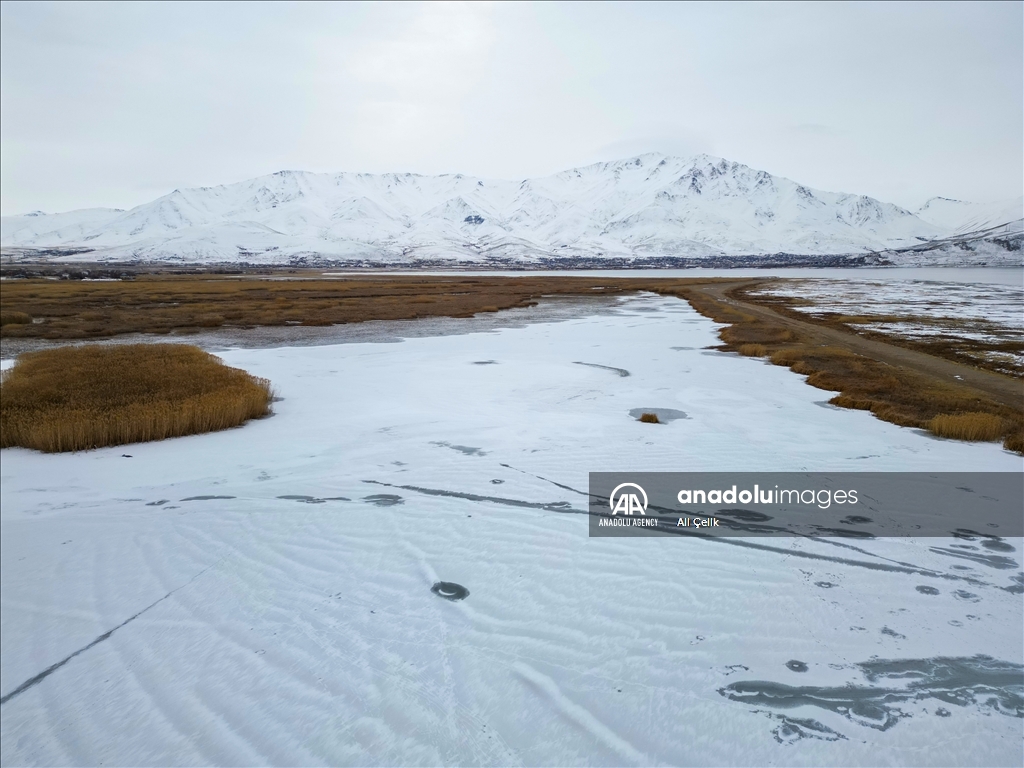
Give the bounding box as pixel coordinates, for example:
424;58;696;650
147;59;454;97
2;153;1020;265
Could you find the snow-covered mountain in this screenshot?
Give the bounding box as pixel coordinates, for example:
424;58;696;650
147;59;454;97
913;196;1023;235
1;154;1017;265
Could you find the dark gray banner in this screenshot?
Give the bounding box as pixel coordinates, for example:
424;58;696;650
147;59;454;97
588;472;1023;538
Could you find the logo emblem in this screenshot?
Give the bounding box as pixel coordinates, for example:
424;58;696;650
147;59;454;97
609;482;648;516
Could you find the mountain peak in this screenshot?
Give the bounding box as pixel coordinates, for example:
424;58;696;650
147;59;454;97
6;156;1003;264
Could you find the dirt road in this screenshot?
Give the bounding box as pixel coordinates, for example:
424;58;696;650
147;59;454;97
689;280;1023;411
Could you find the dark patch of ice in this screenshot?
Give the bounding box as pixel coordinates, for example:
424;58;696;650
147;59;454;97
146;499;169;506
574;361;630;377
721;655;1024;735
953;590;980;603
769;714;846;744
472;360;497;365
839;515;873;525
180;495;236;501
814;401;846;412
277;494;348;504
809;526;876;540
431;581;469;601
363;494;404;507
786;660;809;673
929;546;1018;570
1003;573;1024;594
431;441;487;456
915;585;940;595
981;538;1016;553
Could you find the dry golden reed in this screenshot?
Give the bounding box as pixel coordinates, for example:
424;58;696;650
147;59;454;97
927;412;1005;442
1;344;272;452
673;283;1023;455
0;311;31;326
737;343;768;357
639;412;661;423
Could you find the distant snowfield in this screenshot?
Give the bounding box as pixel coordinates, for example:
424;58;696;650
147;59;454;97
1;295;1021;766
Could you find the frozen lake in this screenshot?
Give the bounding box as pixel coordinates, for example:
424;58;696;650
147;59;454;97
1;293;1021;766
325;266;1024;286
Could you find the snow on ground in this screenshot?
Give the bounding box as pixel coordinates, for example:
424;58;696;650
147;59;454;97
1;294;1022;766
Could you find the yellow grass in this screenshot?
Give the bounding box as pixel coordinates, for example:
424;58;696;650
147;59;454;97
927;412;1005;442
738;343;768;357
639;412;661;423
1;344;273;452
0;311;31;326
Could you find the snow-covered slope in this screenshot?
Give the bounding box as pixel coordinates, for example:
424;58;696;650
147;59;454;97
0;154;1012;264
914;196;1023;235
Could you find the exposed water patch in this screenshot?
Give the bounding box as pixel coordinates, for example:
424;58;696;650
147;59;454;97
628;407;688;423
573;361;630;377
786;660;809;673
472;360;498;365
180;495;236;501
146;499;169;506
431;441;488;456
431;582;469;601
915;585;940;595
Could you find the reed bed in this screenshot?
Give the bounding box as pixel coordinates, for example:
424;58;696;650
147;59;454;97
927;412;1005;442
674;284;1024;455
1;344;272;452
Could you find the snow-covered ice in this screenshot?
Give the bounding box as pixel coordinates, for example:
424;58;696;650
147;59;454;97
2;294;1021;766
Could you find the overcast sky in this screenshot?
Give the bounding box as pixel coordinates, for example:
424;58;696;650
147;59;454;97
1;1;1021;215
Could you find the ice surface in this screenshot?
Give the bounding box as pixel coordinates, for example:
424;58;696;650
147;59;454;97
1;294;1021;766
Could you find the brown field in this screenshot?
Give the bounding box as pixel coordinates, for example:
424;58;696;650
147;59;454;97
739;284;1024;378
680;280;1023;454
1;271;1020;453
1;343;272;452
0;274;664;339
